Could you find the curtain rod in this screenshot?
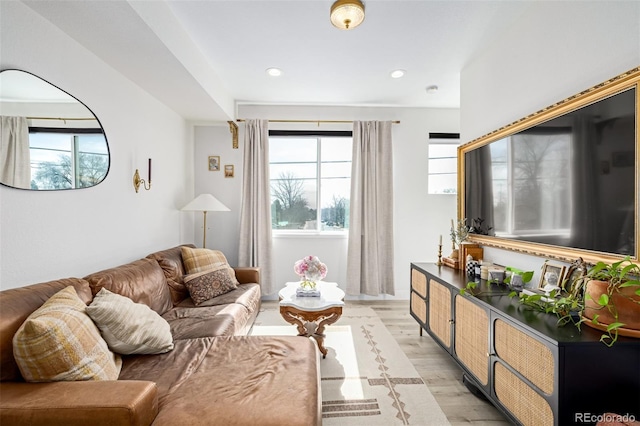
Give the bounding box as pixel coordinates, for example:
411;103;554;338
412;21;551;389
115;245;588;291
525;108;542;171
236;119;400;124
27;116;97;121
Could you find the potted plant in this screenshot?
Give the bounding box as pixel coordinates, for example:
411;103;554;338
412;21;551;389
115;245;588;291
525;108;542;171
512;257;640;346
449;218;471;259
578;257;640;345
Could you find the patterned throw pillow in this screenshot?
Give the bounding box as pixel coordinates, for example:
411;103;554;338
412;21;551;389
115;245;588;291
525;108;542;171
183;264;238;305
87;288;174;355
180;246;238;284
13;286;122;382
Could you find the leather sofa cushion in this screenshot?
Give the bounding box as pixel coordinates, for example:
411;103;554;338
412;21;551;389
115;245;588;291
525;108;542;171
177;283;260;314
0;380;158;426
146;244;195;306
0;278;93;382
119;336;320;426
84;258;172;316
162;303;250;339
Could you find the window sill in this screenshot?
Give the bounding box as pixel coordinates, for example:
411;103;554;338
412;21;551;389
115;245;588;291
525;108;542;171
273;231;348;239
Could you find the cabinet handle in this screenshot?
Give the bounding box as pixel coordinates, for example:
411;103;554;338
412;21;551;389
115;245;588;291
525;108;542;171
449;319;455;324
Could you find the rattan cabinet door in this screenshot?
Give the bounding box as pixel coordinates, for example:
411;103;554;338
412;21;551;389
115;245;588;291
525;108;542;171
428;279;452;349
493;318;556;426
410;267;428;327
454;295;489;386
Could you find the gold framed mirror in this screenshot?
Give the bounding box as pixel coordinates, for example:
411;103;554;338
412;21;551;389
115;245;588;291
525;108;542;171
458;67;639;265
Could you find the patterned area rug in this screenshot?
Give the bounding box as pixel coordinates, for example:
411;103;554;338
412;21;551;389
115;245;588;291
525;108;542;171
251;307;450;425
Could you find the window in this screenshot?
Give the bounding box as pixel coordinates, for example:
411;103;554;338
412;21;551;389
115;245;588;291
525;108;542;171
29;129;109;190
428;133;460;194
269;132;352;232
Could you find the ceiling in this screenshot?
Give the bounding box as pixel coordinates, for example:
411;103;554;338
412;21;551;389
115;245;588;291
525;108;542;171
21;0;534;122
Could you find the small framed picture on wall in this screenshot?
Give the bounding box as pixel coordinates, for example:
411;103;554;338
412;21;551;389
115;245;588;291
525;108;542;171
224;165;234;178
208;156;220;171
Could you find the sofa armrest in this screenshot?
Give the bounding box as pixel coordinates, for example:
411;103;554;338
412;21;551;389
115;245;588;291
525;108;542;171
233;267;260;284
0;380;158;426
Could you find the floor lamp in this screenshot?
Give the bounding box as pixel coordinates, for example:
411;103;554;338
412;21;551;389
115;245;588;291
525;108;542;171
181;194;230;248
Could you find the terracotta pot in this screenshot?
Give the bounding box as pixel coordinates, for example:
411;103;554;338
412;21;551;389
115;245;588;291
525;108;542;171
583;279;640;337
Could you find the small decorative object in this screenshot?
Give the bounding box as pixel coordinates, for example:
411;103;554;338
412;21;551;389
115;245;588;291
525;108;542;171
562;258;587;293
479;262;492;280
296;287;321;297
504;267;534;291
466;255;479;277
224;164;234;178
436;234;443;266
449;218;471;259
208;156;220;171
538;261;567;292
294;255;328;290
487;267;506;284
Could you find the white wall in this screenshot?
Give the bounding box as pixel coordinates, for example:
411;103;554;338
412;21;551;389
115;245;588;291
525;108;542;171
460;1;640;283
0;2;194;289
191;124;243;264
223;105;460;299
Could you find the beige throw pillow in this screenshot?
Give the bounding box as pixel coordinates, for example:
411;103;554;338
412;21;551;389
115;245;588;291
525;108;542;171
181;246;238;284
13;286;122;382
87;288;174;355
184;264;238;305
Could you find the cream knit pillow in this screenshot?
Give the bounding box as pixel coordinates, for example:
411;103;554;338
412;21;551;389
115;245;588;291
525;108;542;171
13;286;122;382
87;288;174;355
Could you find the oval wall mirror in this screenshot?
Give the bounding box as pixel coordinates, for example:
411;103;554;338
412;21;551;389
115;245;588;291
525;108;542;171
0;69;109;190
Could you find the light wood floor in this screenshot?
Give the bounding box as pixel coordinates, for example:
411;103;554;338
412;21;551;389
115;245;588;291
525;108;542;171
263;300;511;425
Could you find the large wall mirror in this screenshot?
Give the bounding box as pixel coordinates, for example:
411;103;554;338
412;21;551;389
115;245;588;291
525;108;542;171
459;67;639;264
0;69;109;190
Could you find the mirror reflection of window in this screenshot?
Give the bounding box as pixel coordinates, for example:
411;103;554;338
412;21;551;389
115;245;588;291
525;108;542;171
490;132;571;239
29;131;108;190
0;69;110;190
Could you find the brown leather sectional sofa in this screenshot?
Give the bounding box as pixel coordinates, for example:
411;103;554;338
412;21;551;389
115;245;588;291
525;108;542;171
0;245;321;426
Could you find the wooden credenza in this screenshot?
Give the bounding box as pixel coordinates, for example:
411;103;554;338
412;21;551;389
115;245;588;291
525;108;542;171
410;263;640;426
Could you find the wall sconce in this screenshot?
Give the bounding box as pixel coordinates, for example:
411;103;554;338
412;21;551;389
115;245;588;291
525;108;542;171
133;158;152;193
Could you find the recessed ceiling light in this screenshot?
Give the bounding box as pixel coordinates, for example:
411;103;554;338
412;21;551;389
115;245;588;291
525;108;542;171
426;85;439;94
266;68;282;77
390;70;406;79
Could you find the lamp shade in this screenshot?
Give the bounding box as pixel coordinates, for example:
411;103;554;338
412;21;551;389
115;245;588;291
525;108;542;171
181;194;230;212
330;0;365;30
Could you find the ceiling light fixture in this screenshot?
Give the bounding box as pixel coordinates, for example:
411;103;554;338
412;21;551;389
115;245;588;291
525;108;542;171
266;67;282;77
426;85;439;94
330;0;365;30
390;70;405;79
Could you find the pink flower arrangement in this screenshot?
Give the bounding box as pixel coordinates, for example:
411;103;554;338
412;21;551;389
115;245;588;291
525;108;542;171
294;255;327;284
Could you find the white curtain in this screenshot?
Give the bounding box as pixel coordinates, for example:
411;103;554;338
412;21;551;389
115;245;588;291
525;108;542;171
238;119;275;294
0;116;30;189
346;121;395;296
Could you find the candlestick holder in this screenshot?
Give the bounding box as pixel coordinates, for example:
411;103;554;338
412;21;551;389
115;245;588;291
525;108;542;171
436;244;443;266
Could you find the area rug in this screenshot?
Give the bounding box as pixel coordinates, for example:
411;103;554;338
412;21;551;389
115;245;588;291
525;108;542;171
251;307;450;425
